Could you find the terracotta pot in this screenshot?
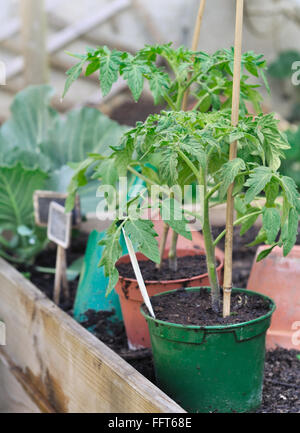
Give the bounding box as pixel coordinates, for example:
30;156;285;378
247;245;300;350
116;244;224;350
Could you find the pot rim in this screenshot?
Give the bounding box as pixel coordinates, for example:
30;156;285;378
116;249;224;285
140;287;276;331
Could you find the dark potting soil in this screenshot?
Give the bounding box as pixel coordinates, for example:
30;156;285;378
145;288;271;326
16;232;88;312
16;224;300;413
257;348;300;413
116;255;210;281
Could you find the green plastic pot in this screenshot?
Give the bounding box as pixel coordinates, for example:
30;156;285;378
141;287;276;413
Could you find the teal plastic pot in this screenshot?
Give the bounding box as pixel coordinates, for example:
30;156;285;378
141;287;276;413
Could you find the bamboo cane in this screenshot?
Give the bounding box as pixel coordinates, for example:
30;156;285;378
182;0;206;111
223;0;244;318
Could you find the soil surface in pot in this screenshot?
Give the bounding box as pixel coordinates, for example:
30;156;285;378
16;224;300;413
117;255;210;281
146;288;271;326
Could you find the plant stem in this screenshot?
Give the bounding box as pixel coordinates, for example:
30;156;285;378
156;222;169;270
213;210;262;246
192;86;220;112
205;182;222;200
168;230;178;272
176;150;220;308
163;92;177;110
200;169;220;312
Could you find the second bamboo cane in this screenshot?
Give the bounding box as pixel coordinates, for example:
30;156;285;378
223;0;244;318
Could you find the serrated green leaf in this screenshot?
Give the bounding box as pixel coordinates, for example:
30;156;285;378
122;61;149;102
246;227;267;247
92;158;118;187
161;198;192;240
265;180;279;207
63;58;86;98
262;207;281;244
281;176;300;209
99;222;123;295
113;137;134;177
257;244;278;262
282;207;299;256
124;219;159;263
219;158;246;199
85;60;100;76
240;208;261;236
233;174;245;195
149;70;170;104
159;148;178;185
244;167;273;204
235;196;247;215
179;137;206;168
99;49;122;97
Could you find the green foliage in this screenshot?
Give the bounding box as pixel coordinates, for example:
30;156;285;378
63;44;268;114
0;85;126;264
82;107;299;292
63;43;300;295
0;163;48;263
99;221;123;295
124;219;160;263
262;207;281;244
219;158;245;199
160;198;192;241
280;126;300;189
244;167;274;204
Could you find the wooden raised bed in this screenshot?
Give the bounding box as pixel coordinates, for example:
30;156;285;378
0;258;185;413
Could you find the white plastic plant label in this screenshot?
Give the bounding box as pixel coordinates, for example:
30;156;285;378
122;228;156;318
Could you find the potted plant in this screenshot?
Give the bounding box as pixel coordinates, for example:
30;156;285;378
64;37;300;411
63;43;268;348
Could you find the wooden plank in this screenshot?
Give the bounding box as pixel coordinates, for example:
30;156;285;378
0;350;51;413
0;258;185;413
6;0;131;80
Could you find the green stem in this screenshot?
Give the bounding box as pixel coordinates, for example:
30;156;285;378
177;150;202;185
205;182;222;200
163;93;177;110
183;70;203;93
176;88;184;111
192;86;220;112
168;230;178;272
213;210;262;247
127;165;156;187
200;169;220;312
156;222;170;270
